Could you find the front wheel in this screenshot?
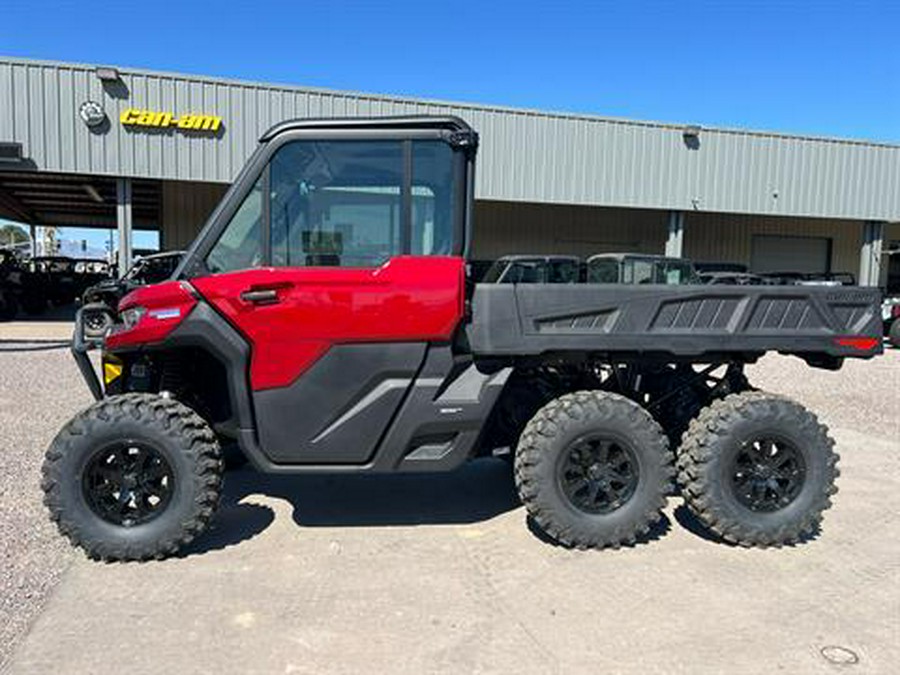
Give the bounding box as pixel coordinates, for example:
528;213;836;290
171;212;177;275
42;393;223;561
514;391;673;549
676;391;838;546
81;304;114;338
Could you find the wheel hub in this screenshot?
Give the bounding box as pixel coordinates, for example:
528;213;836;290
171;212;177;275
559;435;639;515
731;436;805;512
82;441;174;527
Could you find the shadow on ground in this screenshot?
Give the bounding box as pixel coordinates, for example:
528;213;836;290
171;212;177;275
671;503;821;547
182;458;521;556
180;457;828;558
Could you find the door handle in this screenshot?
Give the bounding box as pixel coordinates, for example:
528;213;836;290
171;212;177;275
240;288;281;305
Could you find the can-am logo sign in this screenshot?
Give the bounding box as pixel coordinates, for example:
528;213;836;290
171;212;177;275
120;108;223;133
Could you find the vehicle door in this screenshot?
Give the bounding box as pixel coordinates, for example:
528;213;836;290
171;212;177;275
189;135;467;465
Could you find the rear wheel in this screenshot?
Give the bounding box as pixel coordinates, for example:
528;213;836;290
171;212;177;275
514;391;673;549
676;391;838;546
42;393;223;561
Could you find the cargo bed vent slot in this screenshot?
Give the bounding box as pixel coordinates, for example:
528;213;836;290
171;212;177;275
534;309;617;333
650;297;739;332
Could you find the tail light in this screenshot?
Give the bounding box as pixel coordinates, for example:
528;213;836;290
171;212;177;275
834;336;880;351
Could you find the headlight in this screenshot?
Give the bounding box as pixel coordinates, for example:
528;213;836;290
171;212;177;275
120;306;146;329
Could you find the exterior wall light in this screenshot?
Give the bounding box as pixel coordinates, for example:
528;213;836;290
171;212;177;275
95;66;120;82
683;125;702;141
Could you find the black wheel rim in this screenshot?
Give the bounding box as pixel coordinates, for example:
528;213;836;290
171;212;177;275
82;441;174;526
558;435;640;514
731;435;806;512
85;312;108;331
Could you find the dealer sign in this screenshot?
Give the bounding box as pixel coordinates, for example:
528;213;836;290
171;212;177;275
120;109;223;132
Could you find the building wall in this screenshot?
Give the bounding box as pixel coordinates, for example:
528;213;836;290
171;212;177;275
684;212;863;276
2;57;900;222
473;199;869;281
472;201;667;260
160;180;227;250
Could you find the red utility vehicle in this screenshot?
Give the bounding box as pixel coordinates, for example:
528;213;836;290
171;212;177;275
45;117;882;560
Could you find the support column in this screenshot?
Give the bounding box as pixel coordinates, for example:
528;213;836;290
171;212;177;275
29;223;36;258
859;221;884;287
116;178;133;277
665;211;685;258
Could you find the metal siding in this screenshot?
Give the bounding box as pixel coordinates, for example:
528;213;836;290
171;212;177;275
160;180;228;249
683;212;863;278
472;200;667;259
1;57;899;221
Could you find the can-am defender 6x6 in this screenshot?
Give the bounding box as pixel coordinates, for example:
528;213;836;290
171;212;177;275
44;117;882;561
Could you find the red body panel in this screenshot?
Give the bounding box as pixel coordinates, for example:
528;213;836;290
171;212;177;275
190;256;466;390
105;281;197;350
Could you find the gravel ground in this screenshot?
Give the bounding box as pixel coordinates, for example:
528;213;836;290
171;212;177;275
0;343;896;671
747;343;899;435
0;347;92;672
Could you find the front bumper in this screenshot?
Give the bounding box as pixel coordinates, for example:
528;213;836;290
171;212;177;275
72;307;104;401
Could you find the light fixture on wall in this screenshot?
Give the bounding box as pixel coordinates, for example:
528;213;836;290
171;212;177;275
95;66;120;82
683;125;702;141
682;125;702;150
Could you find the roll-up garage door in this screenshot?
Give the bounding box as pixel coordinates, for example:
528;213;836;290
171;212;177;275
750;235;830;274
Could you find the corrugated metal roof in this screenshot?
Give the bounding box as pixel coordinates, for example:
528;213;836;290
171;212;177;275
2;56;899;221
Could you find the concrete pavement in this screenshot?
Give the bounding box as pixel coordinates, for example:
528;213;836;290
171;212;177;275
3;350;899;674
8;424;900;674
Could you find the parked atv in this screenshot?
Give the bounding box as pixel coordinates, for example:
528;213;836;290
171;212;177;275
80;251;184;338
481;255;582;283
883;296;900;347
586;253;699;285
0;250;22;320
0;249;45;318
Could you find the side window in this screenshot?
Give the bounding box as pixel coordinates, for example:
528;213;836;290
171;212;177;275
205;177;264;274
588;260;618;283
632;260;654;284
270;141;403;267
549;260;579;283
411;141;455;256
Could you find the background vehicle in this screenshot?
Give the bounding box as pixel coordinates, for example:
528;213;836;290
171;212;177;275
586;253;698;285
481;255;582;283
0;249;45;317
883;296;900;347
0;249;23;320
28;256;79;308
80;251;184;338
44;117;882;561
762;271;857;287
698;271;771;286
73;260;112;298
694;261;748;274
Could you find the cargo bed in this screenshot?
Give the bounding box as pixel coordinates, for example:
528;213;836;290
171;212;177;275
467;284;883;363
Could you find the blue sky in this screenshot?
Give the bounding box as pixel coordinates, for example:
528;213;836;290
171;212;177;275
2;0;898;249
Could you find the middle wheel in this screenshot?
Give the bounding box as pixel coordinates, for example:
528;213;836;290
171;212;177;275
514;390;673;549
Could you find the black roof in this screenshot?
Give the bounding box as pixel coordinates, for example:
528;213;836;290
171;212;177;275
260;115;474;142
586;253;692;263
494;255;582;263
